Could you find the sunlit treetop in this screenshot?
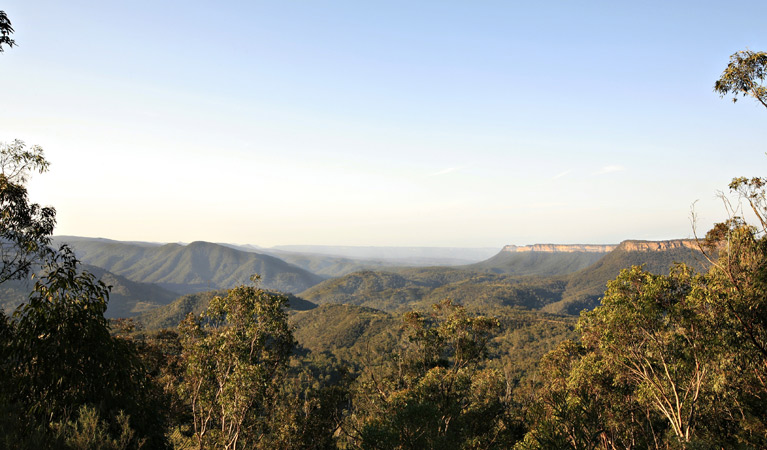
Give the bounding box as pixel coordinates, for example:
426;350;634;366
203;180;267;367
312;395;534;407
715;50;767;110
0;11;15;52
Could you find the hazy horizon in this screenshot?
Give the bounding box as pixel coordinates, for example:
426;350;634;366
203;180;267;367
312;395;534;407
3;1;766;247
53;234;698;252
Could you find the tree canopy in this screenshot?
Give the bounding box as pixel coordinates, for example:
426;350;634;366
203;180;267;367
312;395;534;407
715;49;767;110
0;140;56;283
0;10;15;52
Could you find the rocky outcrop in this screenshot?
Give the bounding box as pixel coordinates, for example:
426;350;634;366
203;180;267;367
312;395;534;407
502;240;701;254
502;244;617;253
616;239;699;252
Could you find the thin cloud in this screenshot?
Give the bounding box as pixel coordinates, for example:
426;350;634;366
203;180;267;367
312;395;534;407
526;201;570;209
594;165;625;175
427;167;461;177
552;170;572;180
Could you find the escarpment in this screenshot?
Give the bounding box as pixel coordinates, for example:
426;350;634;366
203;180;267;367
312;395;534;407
502;244;617;253
501;239;700;254
616;239;699;252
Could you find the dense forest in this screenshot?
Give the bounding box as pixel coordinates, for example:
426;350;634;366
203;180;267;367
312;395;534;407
2;11;767;449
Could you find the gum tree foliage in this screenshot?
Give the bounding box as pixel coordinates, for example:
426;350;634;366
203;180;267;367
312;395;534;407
0;140;56;283
178;277;296;450
1;247;164;449
701;213;767;369
518;266;717;450
579;266;713;445
707;50;767;420
11;248;118;416
0;10;15;52
519;239;767;448
515;339;662;450
692;179;767;443
260;355;353;450
344;300;523;449
714;49;767;109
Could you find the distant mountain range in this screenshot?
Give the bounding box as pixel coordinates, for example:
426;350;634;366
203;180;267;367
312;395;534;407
32;236;711;321
500;244;617;253
268;245;499;265
218;244;412;278
299;267;568;313
299;239;710;315
467;250;607;276
53;236;324;296
465;239;703;280
545;239;709;314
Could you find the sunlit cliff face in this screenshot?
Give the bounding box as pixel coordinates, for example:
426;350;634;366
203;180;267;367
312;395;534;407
502;244;617;253
502;240;699;254
616;240;699;252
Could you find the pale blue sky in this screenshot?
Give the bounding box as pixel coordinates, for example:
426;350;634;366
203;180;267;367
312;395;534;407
1;1;765;247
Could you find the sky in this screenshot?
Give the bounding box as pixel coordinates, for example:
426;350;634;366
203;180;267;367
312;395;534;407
1;1;766;248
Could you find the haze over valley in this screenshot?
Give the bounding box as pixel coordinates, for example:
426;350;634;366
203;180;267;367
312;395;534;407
4;235;705;320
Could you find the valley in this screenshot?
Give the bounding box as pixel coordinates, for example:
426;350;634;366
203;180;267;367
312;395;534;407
11;235;709;324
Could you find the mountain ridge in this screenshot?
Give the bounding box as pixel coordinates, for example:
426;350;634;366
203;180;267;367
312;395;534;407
502;244;617;253
53;237;325;296
500;239;699;254
302;238;711;315
617;239;698;252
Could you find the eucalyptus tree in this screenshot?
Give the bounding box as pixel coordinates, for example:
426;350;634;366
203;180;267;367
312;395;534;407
0;140;56;283
179;277;296;450
578;265;714;446
1;246;166;449
344;300;522;449
715;49;767;110
0;10;15;52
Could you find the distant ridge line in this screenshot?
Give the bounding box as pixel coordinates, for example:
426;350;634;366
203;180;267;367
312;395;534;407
502;239;700;254
502;244;617;253
617;239;699;252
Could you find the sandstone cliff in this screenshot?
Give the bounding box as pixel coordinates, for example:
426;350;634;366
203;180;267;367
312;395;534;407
616;239;699;252
502;244;617;253
502;239;700;254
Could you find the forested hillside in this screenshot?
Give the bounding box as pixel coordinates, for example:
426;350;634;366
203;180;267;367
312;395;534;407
300;240;709;316
0;263;179;318
46;236;709;320
55;237;325;295
271;244;498;264
466;245;610;276
137;288;318;330
545;240;710;314
243;251;393;277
